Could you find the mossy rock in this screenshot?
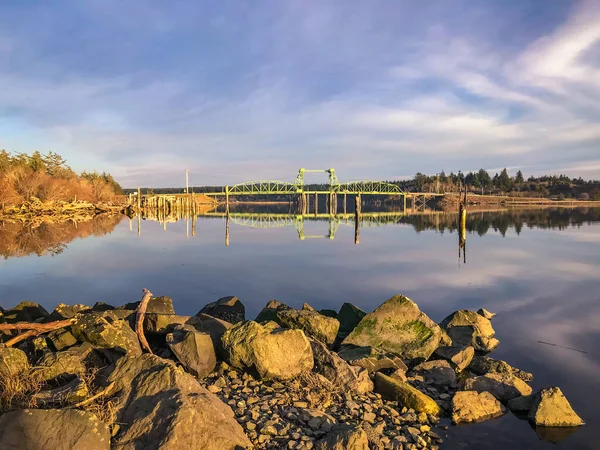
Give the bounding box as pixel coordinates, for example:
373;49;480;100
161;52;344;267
35;351;86;382
276;309;340;345
0;347;30;377
4;301;49;323
337;303;367;334
71;312;142;356
197;296;245;324
119;296;175;314
439;310;498;352
255;300;291;323
342;295;442;361
374;372;440;415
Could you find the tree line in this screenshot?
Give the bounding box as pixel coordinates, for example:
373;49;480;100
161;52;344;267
0;150;123;208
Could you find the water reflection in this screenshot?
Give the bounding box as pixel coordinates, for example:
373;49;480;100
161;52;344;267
0;215;122;259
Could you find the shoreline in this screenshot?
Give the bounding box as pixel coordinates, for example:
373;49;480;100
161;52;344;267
0;294;584;449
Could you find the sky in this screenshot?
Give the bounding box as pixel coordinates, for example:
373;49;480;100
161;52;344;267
0;0;599;188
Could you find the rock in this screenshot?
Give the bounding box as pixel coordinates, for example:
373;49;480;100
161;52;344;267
528;387;584;427
71;312;142;357
31;376;89;405
166;329;216;378
451;391;505;424
108;354;251;450
464;373;532;402
311;339;373;393
337;303;367;334
221;321;313;380
477;308;496;319
439;310;499;353
0;347;29;377
374;372;440;415
302;303;316;311
0;409;110;450
36;351;86;381
144;314;191;334
255;300;291;323
390;368;407;382
409;360;457;387
342;295;442;361
48;328;78;351
433;345;474;371
338;346;408;373
507;394;536;413
4;301;49;323
119;296;175;314
49;303;90;320
319;309;338;318
469;355;533;382
314;425;369;450
277;309;340;345
186;314;232;348
92;302;115;312
197;296;245;324
300;408;337;430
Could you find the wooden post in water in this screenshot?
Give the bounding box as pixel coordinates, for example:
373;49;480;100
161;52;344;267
314;193;318;216
459;183;467;263
225;212;230;247
137;187;141;212
343;193;347;215
354;194;361;244
403;193;407;212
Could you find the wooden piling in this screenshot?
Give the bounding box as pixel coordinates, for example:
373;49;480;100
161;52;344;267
354;194;361;244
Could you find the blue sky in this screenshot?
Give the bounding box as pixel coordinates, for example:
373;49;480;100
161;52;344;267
1;0;599;187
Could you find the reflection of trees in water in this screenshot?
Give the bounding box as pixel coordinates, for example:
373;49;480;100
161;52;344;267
404;208;600;236
0;214;124;259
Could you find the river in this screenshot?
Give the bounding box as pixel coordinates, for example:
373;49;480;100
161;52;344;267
1;205;599;449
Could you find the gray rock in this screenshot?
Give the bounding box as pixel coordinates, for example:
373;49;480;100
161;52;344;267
48;328;78;351
507;394;536;413
31;376;89;406
71;312;142;357
221;321;314;380
0;347;29;377
277;309;340;345
342;295;442;361
338;346;408;373
319;309;338;318
0;409;110;450
310;339;373;393
108;354;252;450
337;303;367;334
433;345;474;371
49;303;90;320
198;296;245;324
166;329;217;378
528;387;584;427
409;360;457;387
464;373;532;402
469;355;533;382
439;310;499;353
375;372;440;415
452;391;505;424
255;300;291;323
4;301;49;323
119;296;175;314
477;308;496;320
314;425;369;450
36;351;86;381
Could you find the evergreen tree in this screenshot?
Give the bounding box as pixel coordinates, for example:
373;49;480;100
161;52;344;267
515;170;524;184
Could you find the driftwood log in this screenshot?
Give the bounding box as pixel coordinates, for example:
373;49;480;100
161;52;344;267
135;288;154;354
0;318;76;347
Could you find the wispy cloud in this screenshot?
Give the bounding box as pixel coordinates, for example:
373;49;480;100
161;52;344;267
0;1;599;186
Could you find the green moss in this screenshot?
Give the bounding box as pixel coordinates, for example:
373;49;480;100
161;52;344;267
352;317;378;337
403;320;433;343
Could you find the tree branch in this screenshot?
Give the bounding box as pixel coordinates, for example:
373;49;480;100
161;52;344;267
135;288;153;354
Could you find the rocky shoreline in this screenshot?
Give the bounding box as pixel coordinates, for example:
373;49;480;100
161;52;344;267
0;294;584;449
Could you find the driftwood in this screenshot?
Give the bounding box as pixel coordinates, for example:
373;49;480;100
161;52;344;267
69;381;116;408
31;376;88;406
135;288;154;354
0;318;76;347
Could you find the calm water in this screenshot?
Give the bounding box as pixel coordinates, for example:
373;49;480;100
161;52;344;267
1;206;599;449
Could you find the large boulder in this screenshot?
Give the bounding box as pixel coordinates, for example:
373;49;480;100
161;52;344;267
119;296;175;314
337;303;366;334
48;328;78;351
338;346;408;373
374;372;440;415
0;409;110;450
108;354;251;450
166;328;216;378
439;310;499;353
71;312;142;356
469;355;533;382
464;373;532;402
409;360;457;387
276;309;340;345
0;347;29;377
4;301;49;323
528;387;584;427
255;300;291;323
433;345;474;371
197;296;245;324
311;339;373;394
314;424;369;450
221;321;313;380
452;391;505;424
477;308;496;320
342;295;442;361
